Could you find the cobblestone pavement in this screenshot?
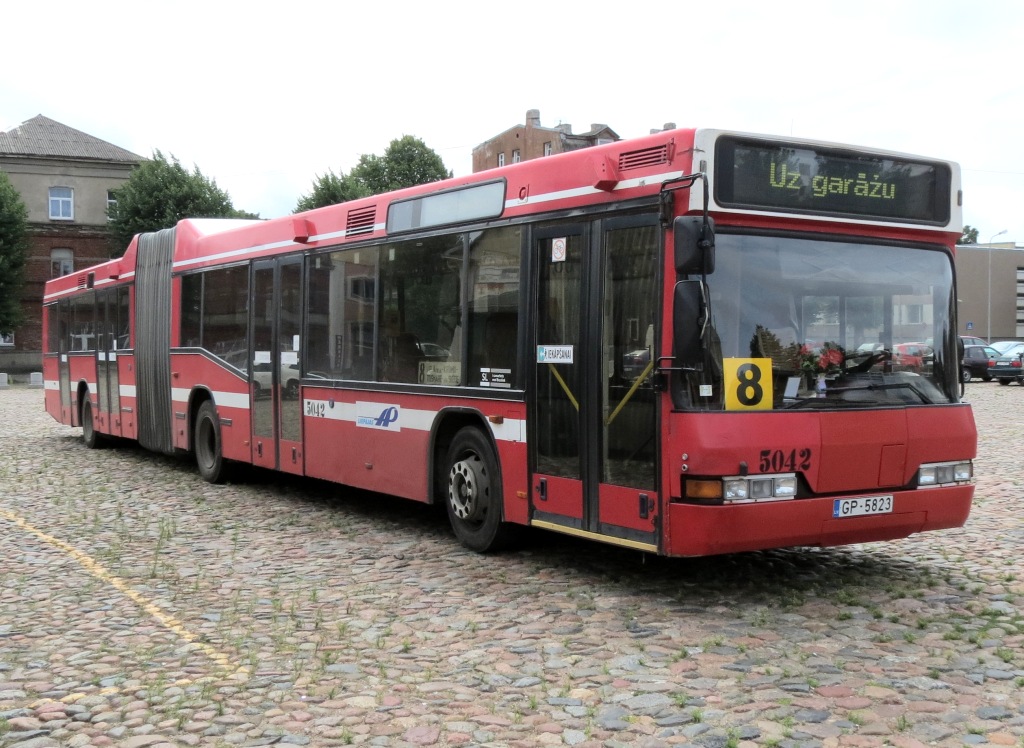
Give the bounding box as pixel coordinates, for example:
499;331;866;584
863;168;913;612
1;384;1022;748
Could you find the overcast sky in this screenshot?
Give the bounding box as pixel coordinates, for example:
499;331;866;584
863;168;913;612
2;0;1021;244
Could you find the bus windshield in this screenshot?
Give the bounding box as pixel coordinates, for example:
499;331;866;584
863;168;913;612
678;234;959;410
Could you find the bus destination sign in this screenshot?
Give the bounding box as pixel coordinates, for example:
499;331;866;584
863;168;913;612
714;136;952;224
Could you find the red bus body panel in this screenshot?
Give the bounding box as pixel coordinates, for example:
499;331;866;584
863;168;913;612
301;389;529;514
662;404;976;556
169;353;252;463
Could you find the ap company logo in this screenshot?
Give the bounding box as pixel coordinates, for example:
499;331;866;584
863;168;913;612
355;401;401;431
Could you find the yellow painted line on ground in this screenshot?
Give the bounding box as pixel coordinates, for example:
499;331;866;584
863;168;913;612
0;508;249;704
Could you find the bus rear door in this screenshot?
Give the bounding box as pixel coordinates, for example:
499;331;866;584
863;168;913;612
250;257;304;475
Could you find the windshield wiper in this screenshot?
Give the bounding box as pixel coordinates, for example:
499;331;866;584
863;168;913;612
826;381;931;404
782;397;870;410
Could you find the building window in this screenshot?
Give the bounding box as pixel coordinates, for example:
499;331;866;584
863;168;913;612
512;149;521;163
0;332;13;347
51;248;74;278
497;153;505;167
49;187;74;220
107;190;117;219
543;142;552;157
1017;266;1024;337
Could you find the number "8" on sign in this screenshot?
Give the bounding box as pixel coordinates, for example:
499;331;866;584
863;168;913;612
735;363;763;406
724;358;773;410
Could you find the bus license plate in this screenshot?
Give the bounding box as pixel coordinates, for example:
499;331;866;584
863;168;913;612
833;495;893;518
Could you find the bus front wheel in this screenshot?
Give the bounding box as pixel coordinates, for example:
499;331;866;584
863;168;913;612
444;427;515;553
194;401;227;483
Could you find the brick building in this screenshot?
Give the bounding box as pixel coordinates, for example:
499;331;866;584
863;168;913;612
471;109;621;173
0;115;142;374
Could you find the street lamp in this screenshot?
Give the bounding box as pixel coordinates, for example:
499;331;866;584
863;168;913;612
987;229;1007;342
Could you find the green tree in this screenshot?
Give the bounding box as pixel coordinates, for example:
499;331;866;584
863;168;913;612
294;168;369;213
349;135;452;196
107;150;257;257
0;171;30;335
960;225;979;244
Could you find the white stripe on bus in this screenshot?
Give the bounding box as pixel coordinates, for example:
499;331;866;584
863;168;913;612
171;388;249;410
302;399;525;443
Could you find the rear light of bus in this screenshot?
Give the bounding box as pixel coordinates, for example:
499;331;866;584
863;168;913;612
917;460;973;487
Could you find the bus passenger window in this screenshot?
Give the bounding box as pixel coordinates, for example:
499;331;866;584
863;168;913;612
180;274;202;347
378;235;463;385
305;249;379;381
467;226;521;388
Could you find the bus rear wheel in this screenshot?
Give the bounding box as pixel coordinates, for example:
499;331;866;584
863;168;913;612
194;400;227;483
444;427;516;553
81;399;103;449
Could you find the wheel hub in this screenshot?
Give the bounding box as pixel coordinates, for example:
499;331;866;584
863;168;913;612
449;456;487;521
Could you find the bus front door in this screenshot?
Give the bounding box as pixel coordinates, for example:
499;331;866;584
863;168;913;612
250;257;304;475
531;217;661;552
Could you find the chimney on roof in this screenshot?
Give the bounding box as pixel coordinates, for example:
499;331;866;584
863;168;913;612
526;109;541;127
650;122;678;134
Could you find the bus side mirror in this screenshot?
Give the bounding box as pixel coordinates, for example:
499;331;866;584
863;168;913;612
673;279;705;368
674;216;715;275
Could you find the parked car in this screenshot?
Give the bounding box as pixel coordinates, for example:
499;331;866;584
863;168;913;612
893;343;933;372
622;348;652;379
961;344;1000;382
990;340;1021;355
418;342;450;360
960;335;987;348
990;342;1024;385
252;361;302;398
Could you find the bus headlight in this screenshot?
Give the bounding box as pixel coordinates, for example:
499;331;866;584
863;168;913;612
722;473;797;504
723;479;748;501
917;460;973;487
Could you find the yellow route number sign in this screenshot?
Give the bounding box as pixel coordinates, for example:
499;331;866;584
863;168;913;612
724;358;773;411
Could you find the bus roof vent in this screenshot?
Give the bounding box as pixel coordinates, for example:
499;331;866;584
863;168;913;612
618;144;670;171
76;274;89;289
346;205;376;236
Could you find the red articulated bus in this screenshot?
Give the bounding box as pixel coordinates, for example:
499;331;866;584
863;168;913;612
42;128;976;557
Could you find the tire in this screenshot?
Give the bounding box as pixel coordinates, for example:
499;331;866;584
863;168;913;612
982;373;992;382
194;400;228;483
443;427;517;553
285;379;299;400
81;399;103;449
961;369;972;383
999;378;1011;386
